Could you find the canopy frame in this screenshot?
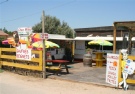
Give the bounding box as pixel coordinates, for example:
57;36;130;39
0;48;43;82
113;21;135;54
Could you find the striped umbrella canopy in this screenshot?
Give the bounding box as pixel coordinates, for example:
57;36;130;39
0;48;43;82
88;39;113;51
2;38;27;45
88;39;113;46
31;33;42;42
32;40;60;49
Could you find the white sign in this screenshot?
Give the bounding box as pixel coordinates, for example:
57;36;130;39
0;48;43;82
106;53;119;86
40;33;48;39
17;27;32;35
16;48;31;60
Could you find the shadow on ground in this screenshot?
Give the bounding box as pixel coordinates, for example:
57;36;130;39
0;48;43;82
47;62;111;86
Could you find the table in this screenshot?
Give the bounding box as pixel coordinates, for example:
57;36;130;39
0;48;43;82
46;59;69;74
92;52;106;67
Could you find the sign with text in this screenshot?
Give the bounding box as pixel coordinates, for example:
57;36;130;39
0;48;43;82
17;27;32;35
106;53;119;86
16;48;31;60
40;33;48;40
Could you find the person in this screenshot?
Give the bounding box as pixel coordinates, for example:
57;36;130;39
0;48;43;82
46;53;52;65
12;31;20;47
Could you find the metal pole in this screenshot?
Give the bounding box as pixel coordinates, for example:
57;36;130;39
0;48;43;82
42;10;46;79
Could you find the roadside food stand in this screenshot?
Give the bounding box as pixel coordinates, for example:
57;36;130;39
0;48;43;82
111;21;135;90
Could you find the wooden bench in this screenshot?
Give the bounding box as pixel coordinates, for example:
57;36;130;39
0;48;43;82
46;66;61;75
92;59;106;67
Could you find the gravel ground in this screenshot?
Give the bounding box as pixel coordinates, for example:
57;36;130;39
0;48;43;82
0;71;135;94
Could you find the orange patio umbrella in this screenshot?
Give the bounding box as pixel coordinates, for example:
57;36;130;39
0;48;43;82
2;38;27;45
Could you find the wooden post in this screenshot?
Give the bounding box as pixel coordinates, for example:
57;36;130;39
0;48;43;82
42;10;46;79
113;23;116;53
128;30;132;54
0;48;1;68
72;31;75;63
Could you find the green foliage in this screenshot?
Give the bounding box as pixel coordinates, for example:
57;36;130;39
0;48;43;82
0;37;5;42
3;27;8;33
1;27;12;36
32;15;75;38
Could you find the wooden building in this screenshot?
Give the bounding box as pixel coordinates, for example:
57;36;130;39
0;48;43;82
73;26;130;60
74;26;128;37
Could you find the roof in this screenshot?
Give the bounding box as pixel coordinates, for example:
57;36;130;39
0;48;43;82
114;21;135;31
74;26;126;32
48;34;73;40
0;30;8;36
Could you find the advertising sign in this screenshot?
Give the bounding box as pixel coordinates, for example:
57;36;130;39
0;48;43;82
17;27;32;35
40;33;48;40
106;53;119;86
16;48;31;61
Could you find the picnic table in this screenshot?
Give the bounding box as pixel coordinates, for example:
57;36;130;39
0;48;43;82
46;59;70;75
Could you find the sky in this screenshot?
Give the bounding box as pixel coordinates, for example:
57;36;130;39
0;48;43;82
0;0;135;31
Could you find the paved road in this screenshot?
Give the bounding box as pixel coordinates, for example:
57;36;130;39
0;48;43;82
0;71;135;94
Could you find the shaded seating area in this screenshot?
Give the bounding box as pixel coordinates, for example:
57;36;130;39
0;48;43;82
46;55;70;75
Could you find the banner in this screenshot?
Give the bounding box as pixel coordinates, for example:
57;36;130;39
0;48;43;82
106;53;119;86
17;27;32;35
16;48;31;60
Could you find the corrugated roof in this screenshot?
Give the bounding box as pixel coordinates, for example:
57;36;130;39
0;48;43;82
0;30;8;36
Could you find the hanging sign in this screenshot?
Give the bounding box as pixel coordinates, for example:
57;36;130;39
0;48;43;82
16;48;31;60
106;53;119;87
17;27;32;35
40;33;48;40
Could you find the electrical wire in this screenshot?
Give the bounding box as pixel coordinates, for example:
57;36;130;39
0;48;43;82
0;0;8;4
1;0;76;23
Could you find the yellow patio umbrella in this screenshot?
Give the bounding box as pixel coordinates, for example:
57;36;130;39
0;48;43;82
88;39;113;51
32;41;60;49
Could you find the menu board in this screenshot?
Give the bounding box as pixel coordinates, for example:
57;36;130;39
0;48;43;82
106;53;119;87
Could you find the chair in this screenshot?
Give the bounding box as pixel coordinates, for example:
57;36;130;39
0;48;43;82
51;55;55;60
62;55;67;60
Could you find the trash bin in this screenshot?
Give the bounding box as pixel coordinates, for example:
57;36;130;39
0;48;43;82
83;54;92;67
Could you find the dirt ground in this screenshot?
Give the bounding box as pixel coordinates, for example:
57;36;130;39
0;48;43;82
0;71;135;94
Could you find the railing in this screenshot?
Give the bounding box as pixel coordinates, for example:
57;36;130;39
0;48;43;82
0;48;43;71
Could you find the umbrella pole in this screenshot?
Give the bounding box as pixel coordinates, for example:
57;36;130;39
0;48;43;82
99;45;102;51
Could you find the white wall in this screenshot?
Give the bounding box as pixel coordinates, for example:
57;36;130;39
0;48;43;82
47;48;65;59
74;41;86;59
74;40;120;59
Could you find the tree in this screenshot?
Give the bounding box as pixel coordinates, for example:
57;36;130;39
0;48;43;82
3;27;8;33
2;27;12;36
32;15;75;38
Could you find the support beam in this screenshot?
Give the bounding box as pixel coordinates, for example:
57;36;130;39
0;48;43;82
113;23;116;53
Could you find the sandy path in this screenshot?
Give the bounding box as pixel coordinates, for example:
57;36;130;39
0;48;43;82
0;71;134;94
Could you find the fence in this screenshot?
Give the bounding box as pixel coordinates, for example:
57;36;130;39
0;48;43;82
118;54;135;84
0;48;43;71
